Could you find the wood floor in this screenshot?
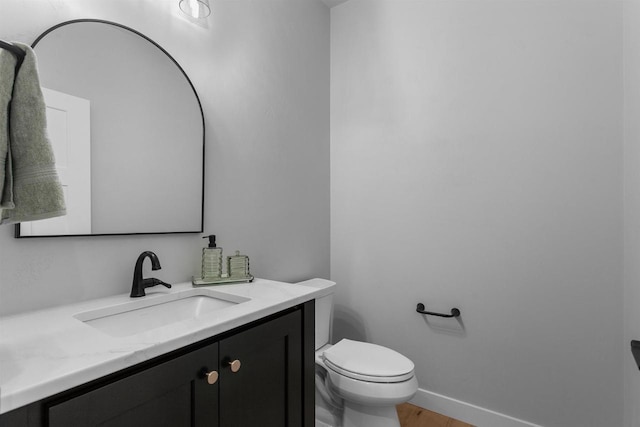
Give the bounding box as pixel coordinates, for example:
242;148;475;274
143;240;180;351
397;403;474;427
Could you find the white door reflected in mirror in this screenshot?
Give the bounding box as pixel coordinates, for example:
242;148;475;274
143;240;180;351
19;88;91;236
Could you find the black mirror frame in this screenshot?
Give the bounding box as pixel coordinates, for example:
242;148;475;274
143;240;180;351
15;19;205;238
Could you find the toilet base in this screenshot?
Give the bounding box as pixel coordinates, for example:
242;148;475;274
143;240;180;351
315;419;335;427
342;402;401;427
315;398;401;427
315;396;341;427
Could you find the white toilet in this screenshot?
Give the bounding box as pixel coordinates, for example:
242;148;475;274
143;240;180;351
299;279;418;427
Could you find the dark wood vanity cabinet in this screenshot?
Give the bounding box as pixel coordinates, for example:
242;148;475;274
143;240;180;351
219;308;304;426
0;302;315;427
47;342;220;427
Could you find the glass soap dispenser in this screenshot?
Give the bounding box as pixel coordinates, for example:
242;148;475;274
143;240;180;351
202;235;223;280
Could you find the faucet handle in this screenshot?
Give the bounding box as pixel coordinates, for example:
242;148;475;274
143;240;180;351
142;278;172;290
154;279;172;289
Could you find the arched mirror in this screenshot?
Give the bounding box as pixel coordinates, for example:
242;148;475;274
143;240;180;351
16;19;204;237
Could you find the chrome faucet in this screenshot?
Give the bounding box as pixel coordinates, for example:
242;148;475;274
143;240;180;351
130;251;172;297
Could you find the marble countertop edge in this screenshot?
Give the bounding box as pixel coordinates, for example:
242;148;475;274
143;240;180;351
0;278;335;415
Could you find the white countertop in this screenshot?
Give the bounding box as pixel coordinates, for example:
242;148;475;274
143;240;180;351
0;278;335;415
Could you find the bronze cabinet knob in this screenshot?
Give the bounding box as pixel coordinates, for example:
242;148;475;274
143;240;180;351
204;370;219;385
228;359;241;373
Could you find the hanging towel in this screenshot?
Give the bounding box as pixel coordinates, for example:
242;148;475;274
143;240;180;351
0;42;65;225
0;49;16;213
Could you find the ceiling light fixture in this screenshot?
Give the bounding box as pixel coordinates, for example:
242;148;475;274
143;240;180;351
179;0;211;19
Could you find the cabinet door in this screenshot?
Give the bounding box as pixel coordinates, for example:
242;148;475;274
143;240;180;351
48;342;219;427
219;310;303;427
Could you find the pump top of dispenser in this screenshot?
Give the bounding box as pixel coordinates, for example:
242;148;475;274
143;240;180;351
203;235;217;248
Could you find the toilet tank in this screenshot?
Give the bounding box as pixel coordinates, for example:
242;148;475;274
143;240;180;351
314;293;333;350
295;279;335;350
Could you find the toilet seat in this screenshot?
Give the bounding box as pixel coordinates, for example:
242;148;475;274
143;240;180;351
324;367;419;406
322;339;415;383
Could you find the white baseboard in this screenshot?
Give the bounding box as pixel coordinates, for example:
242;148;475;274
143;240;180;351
410;388;544;427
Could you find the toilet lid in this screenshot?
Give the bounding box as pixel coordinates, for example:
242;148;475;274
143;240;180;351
322;339;415;383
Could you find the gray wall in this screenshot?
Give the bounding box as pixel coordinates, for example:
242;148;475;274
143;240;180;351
2;1;636;426
330;1;623;426
0;0;330;316
624;0;640;425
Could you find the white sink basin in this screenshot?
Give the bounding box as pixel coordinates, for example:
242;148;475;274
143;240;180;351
74;288;250;337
